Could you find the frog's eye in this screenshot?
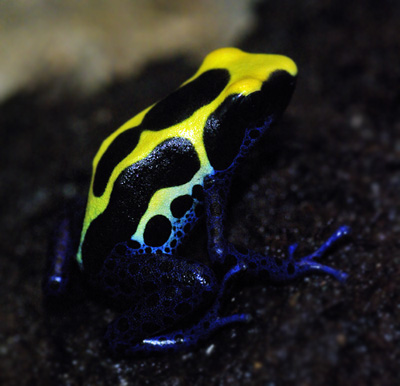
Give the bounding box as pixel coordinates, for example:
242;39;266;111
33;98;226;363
203;70;296;171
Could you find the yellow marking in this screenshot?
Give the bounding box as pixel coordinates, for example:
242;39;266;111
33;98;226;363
184;47;297;88
134;165;210;244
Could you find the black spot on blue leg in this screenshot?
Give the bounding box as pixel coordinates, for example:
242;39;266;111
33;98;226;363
142;322;161;335
249;129;260;139
175;302;192;315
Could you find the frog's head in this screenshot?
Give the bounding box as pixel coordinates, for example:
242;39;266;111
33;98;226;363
201;48;297;171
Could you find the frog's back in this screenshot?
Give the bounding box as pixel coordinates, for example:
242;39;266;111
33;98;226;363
77;48;297;272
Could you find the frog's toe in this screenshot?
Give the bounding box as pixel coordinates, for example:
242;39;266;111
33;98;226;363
296;226;351;282
300;226;351;261
298;260;349;282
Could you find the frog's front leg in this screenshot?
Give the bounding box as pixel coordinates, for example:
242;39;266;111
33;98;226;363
204;172;350;283
98;244;250;355
43;201;84;297
43;217;74;296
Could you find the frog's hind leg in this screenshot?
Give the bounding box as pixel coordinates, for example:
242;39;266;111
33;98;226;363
99;245;246;355
105;260;251;355
204;173;350;284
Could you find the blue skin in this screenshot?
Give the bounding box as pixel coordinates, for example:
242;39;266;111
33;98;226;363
44;120;350;356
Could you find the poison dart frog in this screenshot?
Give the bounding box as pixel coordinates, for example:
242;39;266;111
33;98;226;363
44;47;350;355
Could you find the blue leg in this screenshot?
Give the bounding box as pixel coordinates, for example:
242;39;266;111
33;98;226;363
100;244;229;354
43;201;84;297
43;217;73;296
203;173;350;283
111;262;251;355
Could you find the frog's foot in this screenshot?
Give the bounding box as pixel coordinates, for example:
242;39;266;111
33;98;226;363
106;263;251;355
140;311;251;354
225;225;350;284
108;305;251;356
291;225;351;282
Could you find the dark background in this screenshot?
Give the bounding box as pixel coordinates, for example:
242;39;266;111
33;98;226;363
1;1;399;385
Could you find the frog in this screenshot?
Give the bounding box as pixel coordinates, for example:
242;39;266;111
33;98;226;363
44;47;350;355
